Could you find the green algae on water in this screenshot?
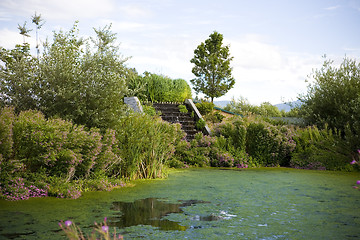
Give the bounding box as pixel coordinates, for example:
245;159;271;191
0;168;359;239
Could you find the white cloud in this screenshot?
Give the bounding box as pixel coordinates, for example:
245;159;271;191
118;5;152;18
229;35;283;70
325;5;341;11
0;28;36;49
218;36;323;105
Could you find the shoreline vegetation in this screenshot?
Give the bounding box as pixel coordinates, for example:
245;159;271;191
1;19;359;202
1;105;359;201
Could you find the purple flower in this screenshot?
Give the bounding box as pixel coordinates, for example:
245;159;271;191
102;225;109;232
358;149;360;154
356;180;360;185
350;160;357;165
64;220;72;227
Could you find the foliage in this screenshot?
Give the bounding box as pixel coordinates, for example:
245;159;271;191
0;108;126;200
290;126;354;171
0;43;39;112
213;119;247;152
205;111;225;124
114;113;185;180
142;104;158;116
196;118;206;130
190;31;235;102
11;109;105;180
225;97;283;117
299;57;360;151
137;72;192;103
245;121;296;167
39;23;128;130
178;104;188;113
0;22;129;130
0;107;15;159
195;101;214;116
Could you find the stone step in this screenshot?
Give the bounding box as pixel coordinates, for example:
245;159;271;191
161;115;194;122
152;103;200;141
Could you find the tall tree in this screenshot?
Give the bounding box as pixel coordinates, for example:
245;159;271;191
190;31;235;103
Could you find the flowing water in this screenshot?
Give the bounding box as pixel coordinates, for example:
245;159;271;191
0;168;359;239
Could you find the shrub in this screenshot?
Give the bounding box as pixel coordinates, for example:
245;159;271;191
142;105;158;116
94;129;122;177
0;107;15;159
196;119;206;130
11;110;104;180
142;73;192;103
178;104;188;113
115;113;184;179
290;126;354;171
246;121;296;167
233;150;256;168
205;111;225;123
0;177;48;201
195;101;214;116
210;148;234;167
213;119;247;151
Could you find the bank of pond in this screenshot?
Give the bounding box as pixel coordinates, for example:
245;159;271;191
0;168;359;239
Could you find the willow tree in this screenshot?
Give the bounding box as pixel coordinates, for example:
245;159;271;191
190;31;235;103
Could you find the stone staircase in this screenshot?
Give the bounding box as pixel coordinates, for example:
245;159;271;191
152;103;200;141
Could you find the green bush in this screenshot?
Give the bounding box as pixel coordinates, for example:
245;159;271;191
178;104;188;113
142;105;158;116
205;111;225;123
290;126;354;171
11;110;104;180
213;119;247;152
246;121;296;167
196;119;206;130
142;72;192;103
0;107;15;159
195;101;214;116
115;113;185;179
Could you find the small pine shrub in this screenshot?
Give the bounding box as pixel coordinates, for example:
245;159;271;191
178;104;188;113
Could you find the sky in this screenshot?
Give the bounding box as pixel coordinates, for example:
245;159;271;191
0;0;359;105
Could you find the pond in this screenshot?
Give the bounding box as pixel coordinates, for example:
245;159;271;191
0;168;359;239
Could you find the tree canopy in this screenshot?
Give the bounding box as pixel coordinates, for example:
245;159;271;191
299;57;360;150
190;31;235;103
0;22;129;130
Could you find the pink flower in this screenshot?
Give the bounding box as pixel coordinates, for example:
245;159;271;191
102;225;109;232
64;220;72;227
350;160;357;165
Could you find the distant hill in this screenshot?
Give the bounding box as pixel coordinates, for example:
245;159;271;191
275;100;302;112
212;100;302;112
213;100;231;108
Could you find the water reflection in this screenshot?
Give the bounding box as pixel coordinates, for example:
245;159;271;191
109;198;209;231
